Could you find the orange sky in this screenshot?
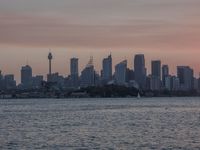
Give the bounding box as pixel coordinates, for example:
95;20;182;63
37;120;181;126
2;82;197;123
0;0;200;82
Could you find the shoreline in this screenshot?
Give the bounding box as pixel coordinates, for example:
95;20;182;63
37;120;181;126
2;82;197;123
1;95;200;100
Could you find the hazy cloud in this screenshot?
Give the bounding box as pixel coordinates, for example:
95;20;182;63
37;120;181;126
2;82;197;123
0;0;200;81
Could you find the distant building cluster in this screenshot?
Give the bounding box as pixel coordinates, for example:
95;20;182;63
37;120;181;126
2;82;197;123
0;53;200;92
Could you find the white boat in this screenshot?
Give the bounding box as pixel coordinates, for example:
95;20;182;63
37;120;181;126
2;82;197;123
137;92;141;99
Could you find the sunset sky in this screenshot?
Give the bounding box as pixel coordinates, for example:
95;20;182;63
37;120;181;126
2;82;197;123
0;0;200;83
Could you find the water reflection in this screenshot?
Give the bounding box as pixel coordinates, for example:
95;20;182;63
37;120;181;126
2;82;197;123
0;98;200;149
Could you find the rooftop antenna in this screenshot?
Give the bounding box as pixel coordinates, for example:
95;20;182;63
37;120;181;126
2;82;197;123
108;48;111;55
26;58;29;66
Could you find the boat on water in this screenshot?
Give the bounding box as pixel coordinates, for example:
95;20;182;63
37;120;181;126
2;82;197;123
137;92;141;99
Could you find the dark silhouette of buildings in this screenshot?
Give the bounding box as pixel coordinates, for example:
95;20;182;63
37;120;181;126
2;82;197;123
1;52;200;95
0;73;16;90
177;66;194;91
32;75;43;89
162;65;169;87
114;60;127;85
70;58;79;87
102;54;112;84
151;60;161;79
134;54;146;89
150;60;161;90
80;57;95;87
21;65;32;88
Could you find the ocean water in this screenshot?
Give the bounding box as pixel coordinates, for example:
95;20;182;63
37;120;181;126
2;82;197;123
0;97;200;150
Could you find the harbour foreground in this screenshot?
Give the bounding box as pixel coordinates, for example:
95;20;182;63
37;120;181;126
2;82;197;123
1;97;200;149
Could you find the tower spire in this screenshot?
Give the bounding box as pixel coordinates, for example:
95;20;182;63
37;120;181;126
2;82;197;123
48;52;53;75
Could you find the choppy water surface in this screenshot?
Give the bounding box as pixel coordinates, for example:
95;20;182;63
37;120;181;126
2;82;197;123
1;97;200;149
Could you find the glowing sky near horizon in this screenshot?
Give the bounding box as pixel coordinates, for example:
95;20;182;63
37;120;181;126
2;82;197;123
0;0;200;82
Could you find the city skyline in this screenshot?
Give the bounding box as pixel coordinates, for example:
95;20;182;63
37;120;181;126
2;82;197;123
0;0;200;82
0;52;198;93
0;52;200;85
1;1;200;149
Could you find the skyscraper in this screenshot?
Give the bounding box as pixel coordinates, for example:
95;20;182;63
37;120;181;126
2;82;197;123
134;54;146;89
114;60;127;85
102;54;112;83
162;65;169;87
21;65;32;88
32;75;43;88
177;66;194;91
4;74;16;89
151;60;161;90
149;75;161;91
70;58;79;87
172;76;180;91
152;60;161;79
80;58;95;87
80;65;95;87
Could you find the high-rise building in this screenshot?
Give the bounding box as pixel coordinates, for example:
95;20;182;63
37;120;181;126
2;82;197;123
151;60;161;90
172;76;180;91
162;65;169;87
80;65;95;87
152;60;161;79
21;65;32;88
48;72;65;87
134;54;146;89
4;74;16;89
94;72;101;86
32;75;43;88
177;66;194;91
102;54;112;83
165;75;180;91
114;60;127;85
70;58;79;87
80;57;95;87
165;75;172;91
193;77;199;91
126;68;134;82
149;75;161;91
